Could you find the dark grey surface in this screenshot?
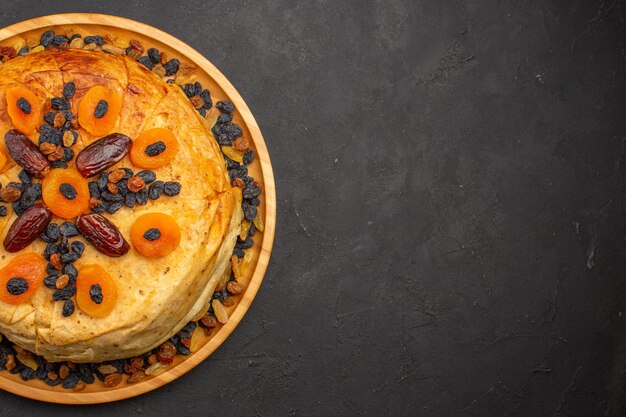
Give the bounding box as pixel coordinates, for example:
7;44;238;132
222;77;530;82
0;1;625;416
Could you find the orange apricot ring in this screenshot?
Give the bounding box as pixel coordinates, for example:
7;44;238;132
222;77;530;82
5;86;42;135
42;168;90;219
130;213;181;258
77;85;122;136
0;253;46;305
76;264;118;318
130;128;179;169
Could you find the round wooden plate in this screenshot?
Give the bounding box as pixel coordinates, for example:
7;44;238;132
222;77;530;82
0;13;275;404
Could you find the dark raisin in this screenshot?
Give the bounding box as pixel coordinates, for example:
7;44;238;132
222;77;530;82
83;35;105;45
63;263;78;279
45;376;62;386
62;299;75;317
106;200;123;214
198;108;206;117
60;222;79;237
163;182;181;197
88;182;100;199
101;190;123;202
225;158;239;170
216;101;234;114
94;100;108;118
243;149;254;165
60;252;79;264
217;133;233;146
116;179;128;195
145;141;166;156
148;181;164;200
222;122;243;139
211;124;222;138
39;124;62;144
18;169;32;185
43;243;58;259
92;201;107;213
236;236;254;249
124;192;136;208
70;34;82;40
51;161;68;169
0;206;6;217
78;364;95;384
90;284;103;304
59;183;77;200
136;188;149;205
45;223;61;241
201;89;212;109
51;97;70;110
44;112;56;125
182;83;195;98
52;35;69;45
97;173;109;190
243;184;261;199
63;82;75;99
122;168;134;179
21;367;36;381
61;147;74;163
163;59;180;76
62;372;79;388
6;277;28;295
46;263;60;277
248;196;261;206
242;201;257;221
217;113;232;124
52;285;75;301
143;228;161;241
18;46;29;56
16;97;31;114
40;30;54;47
71;241;84;256
138;55;154;69
136;170;156;184
147;48;160;64
193;82;202;96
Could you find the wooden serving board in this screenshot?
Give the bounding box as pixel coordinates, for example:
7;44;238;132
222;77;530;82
0;13;275;404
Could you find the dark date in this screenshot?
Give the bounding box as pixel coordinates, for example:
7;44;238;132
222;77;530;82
3;204;52;252
4;130;51;178
76;213;129;256
75;133;131;178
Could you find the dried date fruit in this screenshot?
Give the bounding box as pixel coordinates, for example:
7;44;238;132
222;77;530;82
5;130;51;178
3;205;52;252
75;133;131;177
76;213;130;257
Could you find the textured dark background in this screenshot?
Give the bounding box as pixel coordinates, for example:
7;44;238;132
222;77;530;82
0;1;625;416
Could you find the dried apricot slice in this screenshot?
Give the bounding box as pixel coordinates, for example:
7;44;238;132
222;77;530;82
42;168;90;219
77;85;122;136
0;253;46;305
76;264;117;318
130;213;181;258
5;86;42;135
130;128;178;169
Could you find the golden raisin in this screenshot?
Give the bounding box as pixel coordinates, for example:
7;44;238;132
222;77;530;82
127;176;145;192
147;354;158;365
39;142;57;155
104;373;122;387
129;39;144;53
50;253;62;270
97;364;117;375
152;64;166;78
0;187;21;203
63;130;76;147
55;274;69;289
233;137;249;152
5;354;15;371
74;381;86;391
47;371;58;380
59;364;69;379
127;370;146;384
190;96;204;109
89;197;101;209
233;177;245;189
127;49;141;60
53;112;66;128
201;313;218;328
47;145;65;162
159;51;168;65
227;280;245;295
107;168;126;184
130;357;144;369
107;182;119;194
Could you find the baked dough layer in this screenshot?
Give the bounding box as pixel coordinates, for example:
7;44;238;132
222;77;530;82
0;50;241;362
